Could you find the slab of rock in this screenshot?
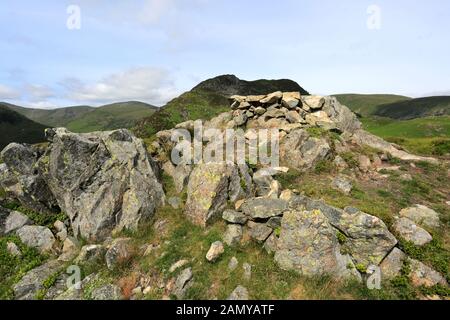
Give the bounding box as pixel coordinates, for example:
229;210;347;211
13;260;62;300
228;257;239;271
281;92;301;109
240;198;288;219
274;209;357;279
302;96;325;110
185;163;237;227
4;210;32;234
227;285;249;300
206;241;224;262
173;267;193;299
91;284;123;300
223;224;243;246
169;259;189;273
39;128;165;241
247;221;273;243
16;225;56;253
260;91;282;104
408;258;448;288
399;205;440;229
222;209;248;224
380;248;406;281
105;238;134;270
7;241;22;256
263;233;278;254
393;217;432;246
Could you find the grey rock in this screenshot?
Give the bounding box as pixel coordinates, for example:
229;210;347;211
227;285;249;300
223;224;243;246
254;107;266;115
4;210;32;234
240;198;288;219
408;258;448;288
39;128;165;241
16;225;56;253
399;205;440;229
75;244;105;264
380;248;406;281
332;176;353;194
285;110;302;123
243;263;252;280
91;284;123;300
393;217;432;246
263;233;278;254
7;241;22;256
169;259;189;273
267;216;282;229
222;209;248;224
105;238;134;270
247;221;273;243
167;197;182;209
13;260;62;300
260;91;282;104
173;268;193;299
206;241;224;262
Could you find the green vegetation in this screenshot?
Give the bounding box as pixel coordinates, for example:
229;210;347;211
332;94;411;117
374;96;450;120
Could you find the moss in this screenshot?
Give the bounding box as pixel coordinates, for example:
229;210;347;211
314;159;334;174
336;231;347;244
355;263;367;273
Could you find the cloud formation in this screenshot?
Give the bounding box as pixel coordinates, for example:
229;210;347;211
63;67;180;106
0;84;20;100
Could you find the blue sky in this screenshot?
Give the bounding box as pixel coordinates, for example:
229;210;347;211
1;0;449;109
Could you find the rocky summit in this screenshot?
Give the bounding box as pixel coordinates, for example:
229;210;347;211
0;90;448;301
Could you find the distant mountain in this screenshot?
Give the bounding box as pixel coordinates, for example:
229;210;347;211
0;104;47;150
2;101;158;133
332;94;411;117
373;96;450;120
134;74;309;137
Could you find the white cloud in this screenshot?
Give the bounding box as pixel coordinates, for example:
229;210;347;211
138;0;176;24
26;84;54;101
63;67;180;106
0;84;20;100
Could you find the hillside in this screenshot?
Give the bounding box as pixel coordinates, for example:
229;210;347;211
332;94;411;117
374;96;450;120
134;75;309;137
5;103;94;127
65;101;158;133
0;105;47;149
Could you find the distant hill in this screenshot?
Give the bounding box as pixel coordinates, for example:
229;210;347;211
65;101;158;132
332;94;411;117
373;96;450;120
134;74;309;137
0;105;47;150
2;101;158;133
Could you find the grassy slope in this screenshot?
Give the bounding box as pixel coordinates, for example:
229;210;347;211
0;105;47;149
374;96;450;120
332;94;411;117
66;101;157;133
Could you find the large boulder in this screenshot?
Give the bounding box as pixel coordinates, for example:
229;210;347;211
399;205;440;229
274;209;359;280
393;217;432;246
39;128;165;241
16;225;56;253
0;207;32;236
240;198;288;219
0;143;58;213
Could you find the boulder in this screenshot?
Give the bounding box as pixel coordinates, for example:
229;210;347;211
399;205;440;229
227;285;249;300
169;259;189;273
332;176;353;194
263;233;278;254
408;258;448;288
39;128;165;241
240;198;288;219
75;244;105;264
0;143;58;214
280;129;331;171
206;241;224;262
275;209;357;279
281;92;301;109
260;91;282;104
393;217;433;246
243;262;252;280
13;260;62;300
228;257;239;271
16;225;56;253
380;248;406;281
223;224;243;246
7;241;22;256
321;96;361;133
301;96;325;110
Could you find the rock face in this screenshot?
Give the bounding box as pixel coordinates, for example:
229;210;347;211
240;198;288;219
274;209;355;279
380;248;406;281
227;286;249;300
0;143;58;213
105;238;134;270
393;217;432;246
1;209;32;235
39;128;165;241
173;267;193;299
16;225;56;253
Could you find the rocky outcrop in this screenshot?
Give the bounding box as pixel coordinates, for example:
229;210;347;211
16;225;56;254
40;128;164;241
393;217;433;246
399;205;440;229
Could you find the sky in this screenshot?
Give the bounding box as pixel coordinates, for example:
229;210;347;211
1;0;449;109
